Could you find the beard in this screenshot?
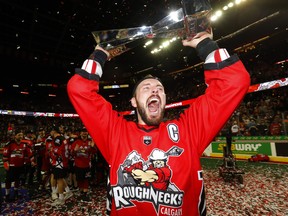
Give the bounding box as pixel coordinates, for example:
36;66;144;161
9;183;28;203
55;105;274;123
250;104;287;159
136;101;165;126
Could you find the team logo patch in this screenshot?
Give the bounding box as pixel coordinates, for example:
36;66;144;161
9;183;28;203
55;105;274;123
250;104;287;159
143;136;152;145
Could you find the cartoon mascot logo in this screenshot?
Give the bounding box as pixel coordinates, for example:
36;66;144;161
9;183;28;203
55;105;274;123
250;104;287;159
112;146;184;213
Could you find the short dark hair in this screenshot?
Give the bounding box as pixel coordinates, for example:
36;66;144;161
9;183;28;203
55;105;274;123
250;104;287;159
14;128;24;135
80;127;88;132
51;125;60;133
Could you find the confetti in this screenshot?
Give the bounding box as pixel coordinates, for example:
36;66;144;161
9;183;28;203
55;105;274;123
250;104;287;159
1;161;288;215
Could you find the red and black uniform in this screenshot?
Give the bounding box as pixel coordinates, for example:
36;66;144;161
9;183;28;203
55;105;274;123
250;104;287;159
67;135;78;184
3;140;34;168
39;136;53;173
33;133;50;188
49;135;69;179
21;139;35;185
67;45;250;215
35;134;48;181
3;138;35;196
71;138;96;168
71;137;96;190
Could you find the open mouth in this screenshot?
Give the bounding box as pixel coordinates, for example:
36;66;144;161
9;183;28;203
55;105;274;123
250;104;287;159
147;96;161;115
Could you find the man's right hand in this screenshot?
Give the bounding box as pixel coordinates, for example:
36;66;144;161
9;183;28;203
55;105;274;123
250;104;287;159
182;28;213;48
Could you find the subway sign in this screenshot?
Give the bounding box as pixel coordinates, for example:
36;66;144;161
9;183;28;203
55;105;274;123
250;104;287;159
211;142;272;155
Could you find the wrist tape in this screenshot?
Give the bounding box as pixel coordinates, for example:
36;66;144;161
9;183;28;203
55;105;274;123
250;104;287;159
89;50;108;68
196;38;219;61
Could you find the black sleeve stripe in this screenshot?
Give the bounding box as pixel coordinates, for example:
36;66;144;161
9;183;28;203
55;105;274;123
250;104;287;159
75;68;100;81
203;54;240;71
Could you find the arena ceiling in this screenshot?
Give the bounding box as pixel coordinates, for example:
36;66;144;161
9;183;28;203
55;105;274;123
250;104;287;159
0;0;287;86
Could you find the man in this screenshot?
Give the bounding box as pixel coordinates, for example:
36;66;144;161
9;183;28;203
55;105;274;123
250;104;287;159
67;30;250;215
70;127;97;202
49;126;73;206
35;127;49;190
66;128;79;191
2;129;35;202
22;130;36;186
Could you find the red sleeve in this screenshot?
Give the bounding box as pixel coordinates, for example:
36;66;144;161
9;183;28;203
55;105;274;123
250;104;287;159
22;139;35;163
2;143;10;163
153;166;171;182
181;54;250;155
124;161;143;173
67;75;121;164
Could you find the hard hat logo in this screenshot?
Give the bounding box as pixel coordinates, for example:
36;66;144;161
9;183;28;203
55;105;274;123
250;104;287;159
116;146;185;212
149;149;168;160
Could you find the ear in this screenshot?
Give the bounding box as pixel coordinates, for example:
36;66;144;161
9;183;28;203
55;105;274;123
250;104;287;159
130;97;137;108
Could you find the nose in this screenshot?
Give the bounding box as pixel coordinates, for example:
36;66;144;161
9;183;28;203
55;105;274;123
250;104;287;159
152;87;158;94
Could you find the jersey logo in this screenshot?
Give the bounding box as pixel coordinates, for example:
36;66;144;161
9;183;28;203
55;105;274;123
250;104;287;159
113;146;184;214
167;123;180;143
143;136;152;145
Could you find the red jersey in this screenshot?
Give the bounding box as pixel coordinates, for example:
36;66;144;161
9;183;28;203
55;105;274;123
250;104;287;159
67;136;78;162
21;139;34;164
3;139;34;167
41;136;53;171
35;135;47;158
269;122;282;135
49;135;69;168
67;51;250;215
71;138;97;168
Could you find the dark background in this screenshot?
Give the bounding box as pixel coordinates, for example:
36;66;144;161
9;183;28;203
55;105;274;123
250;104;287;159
0;0;287;86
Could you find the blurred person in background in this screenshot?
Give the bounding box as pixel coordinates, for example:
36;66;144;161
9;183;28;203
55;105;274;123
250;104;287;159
49;126;73;206
70;127;97;202
22;129;37;186
67;128;79;191
35;127;48;189
269;114;283;135
2;129;35;202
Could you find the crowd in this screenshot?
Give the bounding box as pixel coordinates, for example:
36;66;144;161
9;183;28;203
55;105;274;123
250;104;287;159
1;124;109;206
0;64;287;143
0;83;287;145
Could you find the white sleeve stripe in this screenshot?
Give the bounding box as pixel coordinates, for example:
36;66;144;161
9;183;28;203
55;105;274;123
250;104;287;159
205;48;230;63
81;59;103;77
220;49;230;60
81;59;89;71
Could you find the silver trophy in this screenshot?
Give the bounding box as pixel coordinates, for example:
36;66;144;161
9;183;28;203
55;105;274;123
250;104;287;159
92;0;212;58
182;0;212;40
